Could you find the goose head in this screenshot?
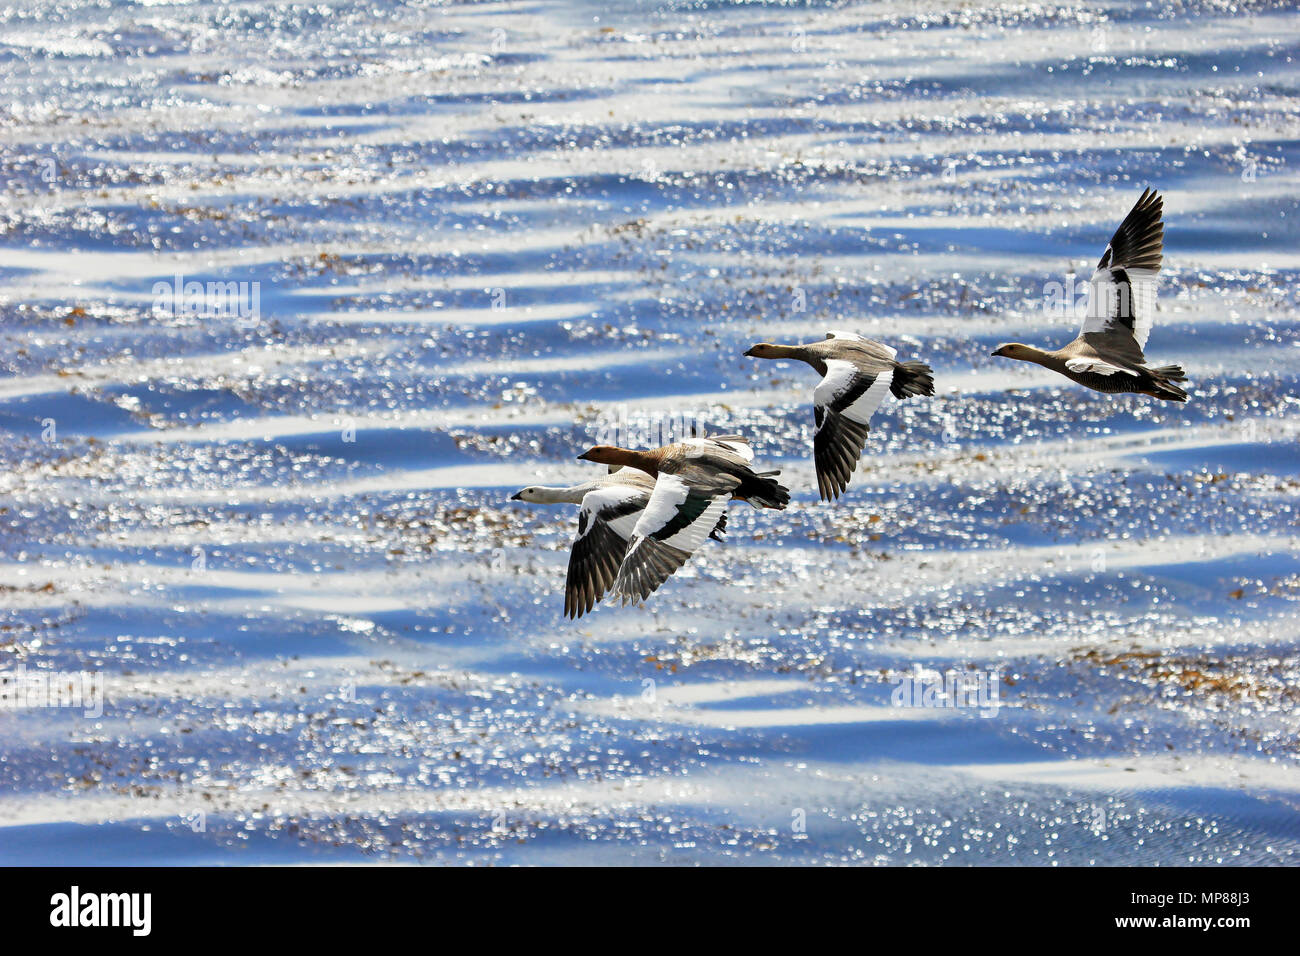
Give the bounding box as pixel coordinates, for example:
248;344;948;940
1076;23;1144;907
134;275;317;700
992;343;1034;360
577;445;622;465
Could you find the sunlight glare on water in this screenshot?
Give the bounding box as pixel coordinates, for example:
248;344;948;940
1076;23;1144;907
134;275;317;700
0;0;1298;864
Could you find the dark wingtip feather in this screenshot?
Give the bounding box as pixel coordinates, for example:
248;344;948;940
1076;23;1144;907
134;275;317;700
891;360;935;399
1099;188;1164;274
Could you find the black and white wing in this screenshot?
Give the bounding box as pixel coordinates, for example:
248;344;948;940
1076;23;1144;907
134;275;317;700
812;359;894;501
565;485;647;619
611;470;735;604
1083;188;1164;353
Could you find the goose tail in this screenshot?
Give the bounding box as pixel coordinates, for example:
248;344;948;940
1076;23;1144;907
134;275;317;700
739;471;790;510
1147;365;1189;402
1148;363;1187;382
891;360;935;399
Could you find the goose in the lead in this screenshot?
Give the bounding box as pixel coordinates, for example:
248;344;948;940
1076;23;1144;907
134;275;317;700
991;188;1188;402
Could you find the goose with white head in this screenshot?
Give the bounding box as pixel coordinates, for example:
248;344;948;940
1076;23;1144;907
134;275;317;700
511;467;727;620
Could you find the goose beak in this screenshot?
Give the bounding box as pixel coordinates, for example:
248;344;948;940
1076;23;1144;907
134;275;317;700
509;491;523;501
991;346;1008;357
576;450;593;461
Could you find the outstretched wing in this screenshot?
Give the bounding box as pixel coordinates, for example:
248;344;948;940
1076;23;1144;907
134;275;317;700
565;485;647;619
683;434;754;463
812;359;894;501
826;330;898;359
1082;188;1163;352
612;470;734;604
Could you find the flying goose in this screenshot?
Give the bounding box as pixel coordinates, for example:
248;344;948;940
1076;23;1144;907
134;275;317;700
743;331;935;501
576;435;789;605
511;468;725;619
991;188;1188;402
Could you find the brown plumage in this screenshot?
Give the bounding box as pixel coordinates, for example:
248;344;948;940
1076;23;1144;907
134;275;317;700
992;188;1188;403
577;435;789;510
575;435;789;605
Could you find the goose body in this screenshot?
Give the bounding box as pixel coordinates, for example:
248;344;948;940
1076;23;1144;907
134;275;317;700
576;435;789;604
744;331;935;501
511;468;726;619
992;188;1188;402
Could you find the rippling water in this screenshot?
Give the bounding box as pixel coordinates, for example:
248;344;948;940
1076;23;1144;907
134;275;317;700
1;0;1298;865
